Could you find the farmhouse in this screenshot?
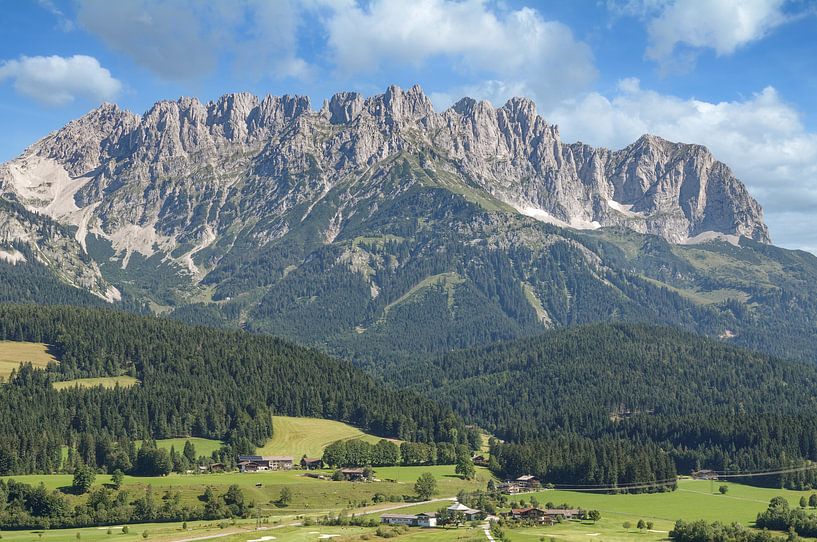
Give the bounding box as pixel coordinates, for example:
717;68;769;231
381;512;437;527
301;457;323;470
506;507;554;524
505;507;581;523
237;455;294;471
447;501;483;521
692;469;719;480
473;454;489;466
498;482;522;494
515;475;540;489
340;468;368;481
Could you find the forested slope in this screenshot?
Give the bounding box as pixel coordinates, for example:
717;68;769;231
0;304;466;474
387;323;817;489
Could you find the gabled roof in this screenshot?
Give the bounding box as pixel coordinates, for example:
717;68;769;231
516;475;537;481
512;507;547;514
381;514;418;520
447;502;471;511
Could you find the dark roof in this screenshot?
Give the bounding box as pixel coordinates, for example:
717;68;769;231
512;507;546;514
302;457;322;463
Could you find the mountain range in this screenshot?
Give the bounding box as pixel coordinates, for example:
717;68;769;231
1;85;814;366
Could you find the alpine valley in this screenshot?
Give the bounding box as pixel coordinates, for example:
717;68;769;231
1;85;812;367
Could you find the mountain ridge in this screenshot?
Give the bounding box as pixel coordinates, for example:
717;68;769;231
4;85;811;369
0;85;768;280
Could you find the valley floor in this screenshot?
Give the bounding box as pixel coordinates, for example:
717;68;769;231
0;474;813;541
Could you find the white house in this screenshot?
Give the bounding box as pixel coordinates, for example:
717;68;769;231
380;512;437;528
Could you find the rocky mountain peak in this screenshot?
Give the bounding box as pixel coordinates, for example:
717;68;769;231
0;85;771;288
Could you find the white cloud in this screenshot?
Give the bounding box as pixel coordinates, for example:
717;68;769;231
321;0;596;108
547;80;817;251
76;0;310;81
642;0;789;64
0;55;121;106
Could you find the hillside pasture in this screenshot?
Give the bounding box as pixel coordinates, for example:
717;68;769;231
257;415;396;458
0;340;56;380
52;375;139;390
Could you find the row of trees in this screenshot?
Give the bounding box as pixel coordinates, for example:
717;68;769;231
321;438;479;473
756;497;817;537
0;478;248;529
670;519;797;542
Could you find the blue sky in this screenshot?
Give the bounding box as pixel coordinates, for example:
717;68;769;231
1;0;816;251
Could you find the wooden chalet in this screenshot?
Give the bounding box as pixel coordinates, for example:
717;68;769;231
506;507;554;524
515;475;540;488
472;455;489;466
340;468;367;481
209;462;225;472
691;469;719;480
506;507;580;523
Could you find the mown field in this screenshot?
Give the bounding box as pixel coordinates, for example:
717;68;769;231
128;436;225;459
52;375;140;390
0;340;56;380
255;415;397;458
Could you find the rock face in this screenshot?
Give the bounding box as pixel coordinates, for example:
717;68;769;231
0;85;769;290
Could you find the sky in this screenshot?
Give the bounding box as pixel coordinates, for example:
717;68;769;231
0;0;816;251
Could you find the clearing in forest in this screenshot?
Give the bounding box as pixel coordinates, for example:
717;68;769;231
0;340;57;381
255;415;397;458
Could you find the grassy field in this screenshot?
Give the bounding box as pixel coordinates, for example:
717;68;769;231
52;375;140;390
256;415;396;458
133;436;225;458
0;340;56;380
4;476;815;541
0;465;489;514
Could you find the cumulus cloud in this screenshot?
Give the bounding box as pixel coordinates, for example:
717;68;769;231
547;80;817;251
76;0;310;81
321;0;596;108
632;0;791;67
0;55;121;106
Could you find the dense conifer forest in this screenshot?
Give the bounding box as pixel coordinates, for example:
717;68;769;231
387;323;817;489
0;304;467;475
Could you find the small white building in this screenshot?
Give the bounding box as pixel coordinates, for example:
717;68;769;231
380;512;437;528
447;501;482;521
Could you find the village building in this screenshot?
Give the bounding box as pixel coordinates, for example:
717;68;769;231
505;507;581;523
691;469;719;480
381;512;437;528
498;481;522;494
506;507;554;524
447;501;483;521
237;455;294;472
340;468;368;481
301;457;323;470
515;475;540;489
472;455;489;466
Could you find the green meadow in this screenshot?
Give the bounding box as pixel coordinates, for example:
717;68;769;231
52;375;140;390
256;415;396;458
0;340;56;380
